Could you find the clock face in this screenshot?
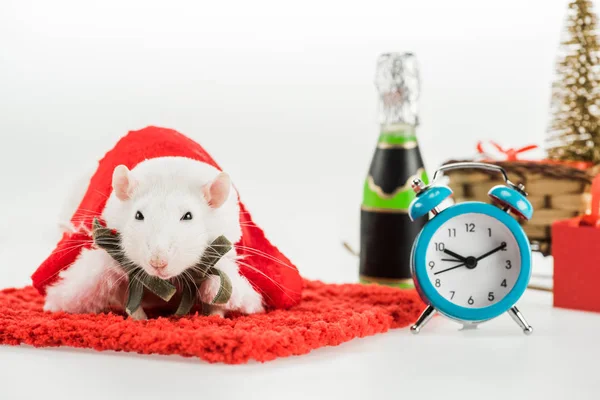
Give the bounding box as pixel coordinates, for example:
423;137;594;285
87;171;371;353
424;212;521;309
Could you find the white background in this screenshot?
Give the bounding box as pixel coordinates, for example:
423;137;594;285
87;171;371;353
1;1;600;399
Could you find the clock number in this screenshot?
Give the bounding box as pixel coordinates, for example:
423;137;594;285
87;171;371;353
488;228;492;237
428;261;435;269
468;296;474;305
435;279;441;287
449;291;455;299
488;292;495;301
465;223;475;233
501;242;507;251
505;260;512;269
435;242;445;251
501;279;507;287
448;228;456;237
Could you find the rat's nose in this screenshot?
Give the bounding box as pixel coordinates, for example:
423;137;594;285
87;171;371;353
149;258;168;270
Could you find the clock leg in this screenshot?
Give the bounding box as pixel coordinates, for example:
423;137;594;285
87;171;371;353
410;305;436;334
508;306;533;335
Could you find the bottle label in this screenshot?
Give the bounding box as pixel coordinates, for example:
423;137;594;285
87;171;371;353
362;168;427;211
362;128;428;212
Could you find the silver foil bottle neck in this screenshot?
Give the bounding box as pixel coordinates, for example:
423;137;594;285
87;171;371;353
375;52;420;130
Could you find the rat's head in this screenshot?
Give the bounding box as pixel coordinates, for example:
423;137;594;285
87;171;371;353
105;157;241;279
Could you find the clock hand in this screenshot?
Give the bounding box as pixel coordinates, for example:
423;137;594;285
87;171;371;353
433;262;466;275
475;242;507;262
443;248;468;262
441;258;461;262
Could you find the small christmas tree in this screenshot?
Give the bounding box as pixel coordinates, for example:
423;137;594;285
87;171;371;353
547;0;600;164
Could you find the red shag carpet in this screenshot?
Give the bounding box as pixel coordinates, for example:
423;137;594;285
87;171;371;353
0;280;424;364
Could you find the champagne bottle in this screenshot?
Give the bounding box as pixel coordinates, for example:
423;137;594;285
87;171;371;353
359;52;428;288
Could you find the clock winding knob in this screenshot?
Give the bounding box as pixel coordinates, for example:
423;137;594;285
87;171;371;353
412;178;425;194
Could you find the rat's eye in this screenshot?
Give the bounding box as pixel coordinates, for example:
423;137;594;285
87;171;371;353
181;212;193;221
135;211;144;221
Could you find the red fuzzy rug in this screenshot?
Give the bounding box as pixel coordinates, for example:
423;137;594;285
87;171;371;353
0;280;424;364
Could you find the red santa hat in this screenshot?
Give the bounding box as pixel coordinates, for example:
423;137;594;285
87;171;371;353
31;126;303;310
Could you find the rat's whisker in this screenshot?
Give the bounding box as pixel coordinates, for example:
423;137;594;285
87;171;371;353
182;270;200;294
236;259;300;301
92;189;111;200
46;244;95;257
234;261;276;304
108;266;132;288
233;245;295;270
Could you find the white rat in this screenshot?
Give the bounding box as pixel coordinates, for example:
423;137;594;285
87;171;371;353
43;156;265;319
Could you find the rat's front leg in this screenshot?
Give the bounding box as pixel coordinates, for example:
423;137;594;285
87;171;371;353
44;248;126;314
199;255;265;316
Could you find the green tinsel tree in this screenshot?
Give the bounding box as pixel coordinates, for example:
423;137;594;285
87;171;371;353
547;0;600;163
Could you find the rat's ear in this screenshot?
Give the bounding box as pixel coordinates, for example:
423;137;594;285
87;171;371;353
203;172;231;209
112;165;137;201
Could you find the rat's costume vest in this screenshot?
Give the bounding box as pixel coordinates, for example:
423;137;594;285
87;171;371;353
31;126;303;309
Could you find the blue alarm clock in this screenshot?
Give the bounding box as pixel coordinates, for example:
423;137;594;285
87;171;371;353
408;162;534;335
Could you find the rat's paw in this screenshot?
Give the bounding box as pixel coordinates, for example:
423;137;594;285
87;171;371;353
235;284;265;315
198;263;265;315
199;275;229;307
43;290;100;314
128;307;148;321
207;307;226;317
43;248;122;314
43;296;64;313
44;280;92;313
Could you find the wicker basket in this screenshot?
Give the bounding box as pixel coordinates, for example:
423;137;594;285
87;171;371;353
442;160;595;255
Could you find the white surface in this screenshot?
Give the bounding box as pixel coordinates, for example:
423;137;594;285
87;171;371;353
1;0;600;399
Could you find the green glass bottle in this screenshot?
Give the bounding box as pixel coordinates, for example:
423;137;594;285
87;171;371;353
359;52;428;288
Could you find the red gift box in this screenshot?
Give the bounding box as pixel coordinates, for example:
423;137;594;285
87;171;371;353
552;173;600;313
552;219;600;313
